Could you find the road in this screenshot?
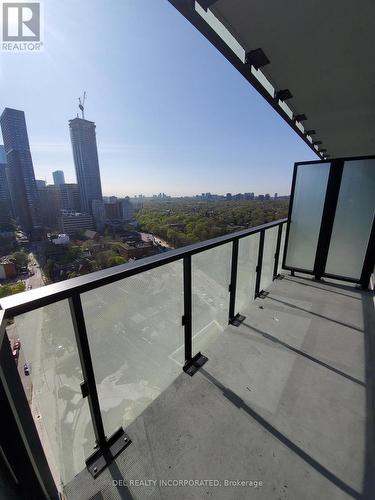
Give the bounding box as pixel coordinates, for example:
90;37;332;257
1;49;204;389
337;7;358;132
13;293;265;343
24;252;45;291
140;231;173;249
6;253;44;401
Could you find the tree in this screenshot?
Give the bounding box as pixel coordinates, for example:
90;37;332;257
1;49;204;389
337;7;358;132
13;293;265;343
12;251;29;268
44;259;55;280
95;250;116;269
108;256;127;267
67;271;79;279
0;282;26;299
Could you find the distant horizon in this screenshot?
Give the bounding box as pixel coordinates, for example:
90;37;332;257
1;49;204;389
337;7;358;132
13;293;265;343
0;0;317;198
0;124;293;198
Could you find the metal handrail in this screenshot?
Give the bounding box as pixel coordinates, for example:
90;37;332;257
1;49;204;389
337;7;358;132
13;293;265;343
0;218;287;318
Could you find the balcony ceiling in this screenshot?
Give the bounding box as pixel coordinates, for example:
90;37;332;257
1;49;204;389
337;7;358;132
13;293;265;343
171;0;375;159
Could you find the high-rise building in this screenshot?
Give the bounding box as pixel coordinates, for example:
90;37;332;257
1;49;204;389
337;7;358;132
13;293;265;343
59;183;81;211
0;145;12;225
37;184;62;228
91;199;105;231
104;200;122;220
35;179;46;189
121;197;135;221
0;108;39;232
69;117;103;216
60;210;94;236
53;170;65;185
244;192;255;200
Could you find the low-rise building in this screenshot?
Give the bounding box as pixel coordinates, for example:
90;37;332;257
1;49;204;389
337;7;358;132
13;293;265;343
83;230;100;241
119;241;159;260
0;257;17;279
51;233;70;245
60;210;94;236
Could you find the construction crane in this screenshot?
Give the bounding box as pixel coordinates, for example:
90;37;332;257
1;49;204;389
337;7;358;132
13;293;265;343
78;91;86;119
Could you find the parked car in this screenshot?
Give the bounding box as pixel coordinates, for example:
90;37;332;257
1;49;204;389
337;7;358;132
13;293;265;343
24;363;30;376
13;339;21;350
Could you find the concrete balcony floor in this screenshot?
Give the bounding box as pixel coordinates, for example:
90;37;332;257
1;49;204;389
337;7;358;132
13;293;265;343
65;274;374;500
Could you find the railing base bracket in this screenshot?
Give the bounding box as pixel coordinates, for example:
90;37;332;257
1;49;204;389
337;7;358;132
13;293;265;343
86;427;131;478
230;313;246;327
183;352;208;376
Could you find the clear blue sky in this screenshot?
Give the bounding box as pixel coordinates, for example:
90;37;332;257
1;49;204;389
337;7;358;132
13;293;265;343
0;0;317;197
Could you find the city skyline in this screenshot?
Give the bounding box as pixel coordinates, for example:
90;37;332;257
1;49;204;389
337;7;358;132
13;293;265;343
0;105;299;199
0;106;290;206
0;0;317;198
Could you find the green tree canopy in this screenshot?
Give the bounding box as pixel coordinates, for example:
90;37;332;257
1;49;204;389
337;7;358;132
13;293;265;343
12;251;29;267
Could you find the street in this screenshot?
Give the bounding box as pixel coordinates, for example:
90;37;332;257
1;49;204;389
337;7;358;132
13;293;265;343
140;231;173;249
24;252;45;291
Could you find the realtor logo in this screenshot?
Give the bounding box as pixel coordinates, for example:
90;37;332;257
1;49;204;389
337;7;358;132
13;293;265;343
2;2;43;51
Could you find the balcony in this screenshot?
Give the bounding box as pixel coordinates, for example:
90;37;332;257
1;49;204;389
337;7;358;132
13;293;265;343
0;209;374;499
1;1;375;499
64;273;373;500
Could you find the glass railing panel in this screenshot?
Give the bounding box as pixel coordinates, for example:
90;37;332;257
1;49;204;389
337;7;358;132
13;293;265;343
191;243;231;355
285;162;330;270
12;301;95;488
81;260;184;437
235;233;260;314
260;226;278;291
277;223;287;274
325;158;375;279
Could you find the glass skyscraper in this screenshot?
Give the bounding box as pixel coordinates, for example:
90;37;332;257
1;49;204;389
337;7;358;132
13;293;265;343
0;108;39;232
0;144;12;225
69;117;103;216
53;170;65;185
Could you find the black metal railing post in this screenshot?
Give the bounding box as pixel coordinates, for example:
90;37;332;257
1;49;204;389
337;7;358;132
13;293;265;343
69;293;107;448
360;214;375;289
228;239;239;321
255;229;265;298
313;160;343;279
182;255;192;364
182;255;208;376
273;223;283;279
68;293;131;477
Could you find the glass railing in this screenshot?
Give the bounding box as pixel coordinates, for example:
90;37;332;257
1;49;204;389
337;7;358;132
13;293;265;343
13;301;96;487
192;243;231;355
81;261;184;438
0;218;286;495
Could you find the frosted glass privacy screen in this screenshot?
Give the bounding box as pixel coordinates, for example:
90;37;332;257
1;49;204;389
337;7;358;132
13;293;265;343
325;159;375;279
285;163;330;270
